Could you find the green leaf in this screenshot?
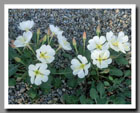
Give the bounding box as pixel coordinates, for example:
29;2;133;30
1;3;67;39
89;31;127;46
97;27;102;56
9;64;18;77
62;53;72;59
97;81;105;98
109;67;123;76
115;56;128;65
97;98;107;104
124;90;131;98
124;70;131;77
91;80;95;88
67;78;77;88
113;97;126;104
50;68;56;74
9;78;16;86
77;77;85;83
78;45;83;55
125;79;131;85
32;32;37;43
9;46;18;60
104;81;110;86
53;78;62;88
79;95;87;104
113;78;123;85
109;76;113;81
27;88;37;99
76;89;83;96
91;70;98;80
63;94;78;104
85;50;91;60
91;70;96;76
86;98;94;104
90;88;98;100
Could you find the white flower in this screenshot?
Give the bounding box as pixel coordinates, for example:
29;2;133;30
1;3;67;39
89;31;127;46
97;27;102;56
106;31;130;53
91;50;112;69
58;35;72;51
71;55;91;78
36;45;55;64
18;20;34;31
49;24;63;36
28;63;50;85
87;36;109;52
14;31;32;47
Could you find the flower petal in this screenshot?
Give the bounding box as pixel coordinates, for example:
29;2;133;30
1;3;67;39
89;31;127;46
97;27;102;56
78;70;85;78
100;36;106;44
42;76;48;82
77;55;88;64
106;31;113;41
93;36;100;44
118;31;125;38
71;59;81;66
34;76;42;85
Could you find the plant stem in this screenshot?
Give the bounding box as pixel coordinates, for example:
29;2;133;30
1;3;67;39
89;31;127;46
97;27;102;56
49;34;54;45
96;68;99;81
16;48;22;54
20;61;26;66
83;40;85;54
74;46;78;55
27;44;36;56
111;52;122;59
47;35;50;44
56;45;62;53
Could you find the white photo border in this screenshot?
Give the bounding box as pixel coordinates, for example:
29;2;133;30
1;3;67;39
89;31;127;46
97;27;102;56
4;4;136;109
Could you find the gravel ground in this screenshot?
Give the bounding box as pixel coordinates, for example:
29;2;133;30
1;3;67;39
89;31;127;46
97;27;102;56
8;9;131;104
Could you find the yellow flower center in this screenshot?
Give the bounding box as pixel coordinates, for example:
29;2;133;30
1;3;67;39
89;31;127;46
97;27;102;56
112;41;119;47
34;70;41;76
97;55;108;64
96;44;102;49
25;28;29;32
40;52;50;59
40;52;46;58
97;57;102;63
79;64;85;69
34;70;44;77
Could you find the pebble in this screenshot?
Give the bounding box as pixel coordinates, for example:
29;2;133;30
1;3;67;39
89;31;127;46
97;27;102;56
20;88;26;93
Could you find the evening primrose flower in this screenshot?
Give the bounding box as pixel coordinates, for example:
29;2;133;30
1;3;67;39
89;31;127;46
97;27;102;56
49;24;63;36
36;45;55;64
14;31;32;47
28;63;50;85
106;31;130;53
58;35;72;51
71;55;90;78
18;20;34;31
87;36;109;52
91;50;112;69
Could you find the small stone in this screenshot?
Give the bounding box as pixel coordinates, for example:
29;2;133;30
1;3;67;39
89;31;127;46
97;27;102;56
62;88;66;92
115;9;119;13
20;88;26;93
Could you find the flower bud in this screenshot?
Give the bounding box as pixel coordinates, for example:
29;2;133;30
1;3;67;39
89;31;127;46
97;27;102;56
14;57;21;62
43;35;47;42
37;28;40;35
72;38;77;46
47;28;51;36
10;40;16;48
83;31;86;40
96;25;100;36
